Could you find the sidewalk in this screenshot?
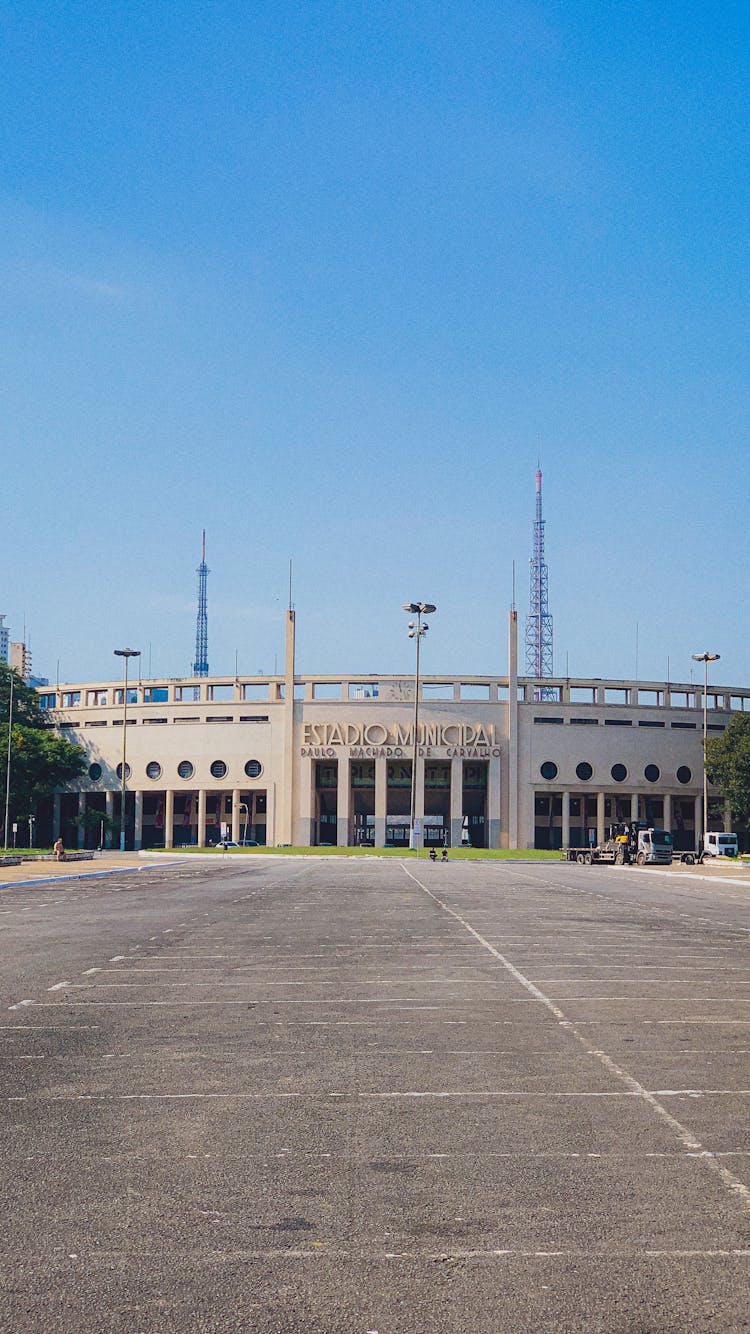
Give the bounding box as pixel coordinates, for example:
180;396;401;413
0;851;146;889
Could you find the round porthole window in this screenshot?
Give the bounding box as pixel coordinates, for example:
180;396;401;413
115;762;131;782
644;764;660;783
676;765;692;785
210;760;227;779
540;761;558;780
88;762;102;781
177;760;194;780
611;763;627;782
244;759;263;779
146;761;162;781
576;761;593;782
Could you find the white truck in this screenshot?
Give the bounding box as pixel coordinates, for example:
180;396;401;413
562;823;673;866
701;832;739;861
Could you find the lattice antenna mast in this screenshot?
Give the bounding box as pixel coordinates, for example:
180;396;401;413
524;468;554;693
193;529;209;677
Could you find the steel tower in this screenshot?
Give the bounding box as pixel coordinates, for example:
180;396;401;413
524;468;554;695
192;530;209;678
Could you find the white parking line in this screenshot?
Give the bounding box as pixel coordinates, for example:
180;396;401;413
402;864;750;1215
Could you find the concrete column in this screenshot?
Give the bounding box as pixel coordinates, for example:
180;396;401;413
596;791;605;845
375;756;387;848
562;790;570;849
105;790;114;849
77;793;86;849
296;753;315;846
507;612;519;849
198;789;207;847
487;753;501;849
415;752;425;846
663;793;671;835
337;757;350;847
450;757;463;849
134;790;143;851
630;792;640;824
266;782;276;846
164;789;174;849
231;789;241;843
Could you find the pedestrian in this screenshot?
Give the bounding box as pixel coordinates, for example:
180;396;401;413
441;846;448;862
53;837;65;862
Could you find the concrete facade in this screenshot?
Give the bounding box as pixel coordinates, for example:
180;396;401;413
37;613;745;852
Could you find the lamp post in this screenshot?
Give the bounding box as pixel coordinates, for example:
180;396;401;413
692;651;720;852
3;669;13;851
239;802;249;844
114;648;140;852
403;602;436;855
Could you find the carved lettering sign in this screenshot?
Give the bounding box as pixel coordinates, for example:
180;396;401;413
300;721;501;761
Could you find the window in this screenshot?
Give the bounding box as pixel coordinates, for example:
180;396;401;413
177;760;194;780
116;762;131;781
671;721;696;730
644;764;660;783
240;715;269;723
144;687;168;703
676;766;692;785
89;762;102;781
611;764;627;782
62;692;81;708
143;717;168;725
39;693;56;709
210;760;227;779
534;716;563;725
244;759;263;779
540;761;558;780
605;719;632;727
84;720;107;728
207;715;233;723
638;720;665;728
570;717;599;725
576;762;593;781
146;761;162;781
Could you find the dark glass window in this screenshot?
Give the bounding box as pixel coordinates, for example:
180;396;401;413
115;762;131;781
146;761;162;781
210;760;227;779
644;764;660;783
177;760;194;780
676;765;692;784
540;761;558;780
244;759;263;779
576;761;593;781
88;762;102;781
611;764;627;782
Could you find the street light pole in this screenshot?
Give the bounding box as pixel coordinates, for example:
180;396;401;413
4;670;14;852
114;648;140;852
692;651;720;852
403;602;436;856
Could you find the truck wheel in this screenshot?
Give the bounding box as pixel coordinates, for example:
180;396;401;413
615;847;624;865
584;852;593;865
636;852;646;866
701;852;711;865
682;853;695;866
576;853;586;864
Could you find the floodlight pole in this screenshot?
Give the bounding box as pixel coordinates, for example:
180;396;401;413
114;648;140;852
692;651;720;851
403;602;436;856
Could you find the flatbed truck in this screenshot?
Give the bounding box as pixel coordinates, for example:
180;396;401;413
561;823;673;867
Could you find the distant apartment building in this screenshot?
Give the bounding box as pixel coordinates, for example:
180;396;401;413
0;615;8;664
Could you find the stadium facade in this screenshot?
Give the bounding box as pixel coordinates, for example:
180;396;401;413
36;612;744;852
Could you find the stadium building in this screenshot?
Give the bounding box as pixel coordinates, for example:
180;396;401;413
35;611;745;853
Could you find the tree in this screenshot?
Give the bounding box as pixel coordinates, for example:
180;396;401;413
705;714;750;826
0;663;86;839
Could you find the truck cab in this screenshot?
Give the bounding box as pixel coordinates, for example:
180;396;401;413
702;832;738;860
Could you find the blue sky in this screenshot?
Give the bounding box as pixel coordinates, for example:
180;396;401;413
1;1;748;688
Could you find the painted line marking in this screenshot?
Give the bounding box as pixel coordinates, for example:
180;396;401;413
8;1000;35;1011
47;982;70;992
82;968;100;976
401;863;750;1214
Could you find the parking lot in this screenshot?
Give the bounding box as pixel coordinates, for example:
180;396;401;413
0;856;748;1331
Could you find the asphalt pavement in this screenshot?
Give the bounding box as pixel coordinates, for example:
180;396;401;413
0;856;748;1332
